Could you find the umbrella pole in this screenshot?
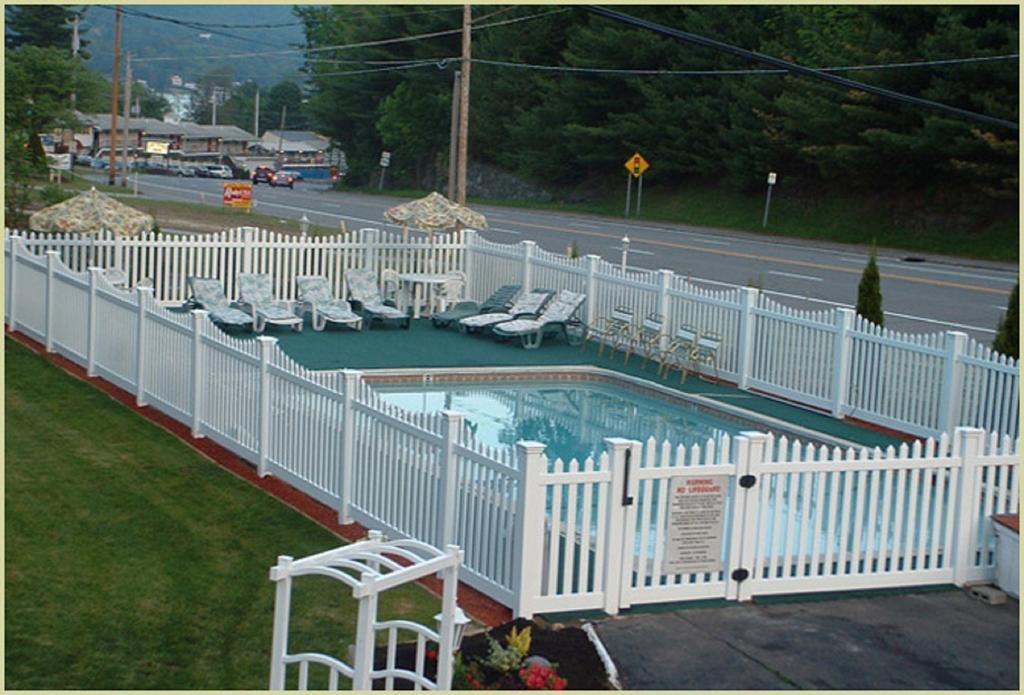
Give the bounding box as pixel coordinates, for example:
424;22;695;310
402;225;409;244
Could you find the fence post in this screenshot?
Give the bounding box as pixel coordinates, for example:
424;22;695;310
338;369;361;524
257;335;277;477
268;555;294;690
952;426;985;586
86;267;102;377
656;269;673;350
190;309;209;438
437;410;465;548
584;254;600;328
242;226;256;275
736;287;758;390
513;440;547;619
134;286;154;407
830;308;855;417
730;431;768;602
8;235;19;331
367;228;381;274
44;250;60;352
938;332;969;435
521;240;536;293
462;229;476;300
602;437;636;616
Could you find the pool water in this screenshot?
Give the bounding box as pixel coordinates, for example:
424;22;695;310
376;379;792;462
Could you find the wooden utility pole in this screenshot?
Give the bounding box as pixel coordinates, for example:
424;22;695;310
108;5;121;185
447;70;460;200
276;105;287;168
121;52;132;186
254;88;261;138
456;4;471;204
70;14;79;110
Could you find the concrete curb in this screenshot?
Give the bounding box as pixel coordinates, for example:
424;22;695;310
582;622;622;690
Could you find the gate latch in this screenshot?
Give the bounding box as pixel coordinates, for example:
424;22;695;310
739;474;757;489
621;449;634;507
731;568;750;583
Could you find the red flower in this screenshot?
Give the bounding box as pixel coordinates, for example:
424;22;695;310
426;649;438;660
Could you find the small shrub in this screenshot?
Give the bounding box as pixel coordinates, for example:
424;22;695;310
39;184;74;206
992;282;1018;358
567;240;580;259
856;245;884;326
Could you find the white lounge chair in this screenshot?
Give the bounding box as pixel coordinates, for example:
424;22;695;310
492;289;587;349
187;277;254;330
237;273;304;333
457;290;553;333
295;276;363;332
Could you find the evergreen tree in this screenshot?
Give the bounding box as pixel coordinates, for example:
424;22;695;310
855;247;884;326
5;4;88;54
992;282;1018;358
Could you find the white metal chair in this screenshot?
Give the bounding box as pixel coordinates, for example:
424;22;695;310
691;330;722;381
624;313;664;369
432;271;466;315
657;324;699;383
583;305;635;357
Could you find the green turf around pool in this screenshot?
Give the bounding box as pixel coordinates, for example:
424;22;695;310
228;316;902;448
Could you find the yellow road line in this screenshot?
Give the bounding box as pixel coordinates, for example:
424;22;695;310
492;217;1007;295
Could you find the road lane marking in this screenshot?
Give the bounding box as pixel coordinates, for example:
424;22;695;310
768;271;822;282
617;246;655;256
487;217;1008;295
488;227;521;235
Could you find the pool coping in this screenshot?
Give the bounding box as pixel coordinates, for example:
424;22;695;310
353;364;861;451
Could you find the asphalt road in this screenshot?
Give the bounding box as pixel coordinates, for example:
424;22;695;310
90;172;1018;342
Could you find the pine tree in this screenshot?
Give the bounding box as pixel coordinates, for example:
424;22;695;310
856;247;884;326
992;282;1018;358
5;5;88;54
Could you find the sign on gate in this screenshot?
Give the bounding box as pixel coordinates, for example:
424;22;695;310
663;475;728;575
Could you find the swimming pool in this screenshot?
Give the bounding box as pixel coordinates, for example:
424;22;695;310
374;375;839;462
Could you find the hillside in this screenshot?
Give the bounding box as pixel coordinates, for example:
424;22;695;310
79;4;306;90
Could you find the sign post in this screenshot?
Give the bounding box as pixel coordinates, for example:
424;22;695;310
623;152;649;218
762;171;777;228
378;150;391;191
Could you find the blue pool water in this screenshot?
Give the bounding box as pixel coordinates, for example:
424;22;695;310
376;379;796;462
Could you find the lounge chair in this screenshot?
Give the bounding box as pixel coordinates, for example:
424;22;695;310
295;275;363;332
187;277;254;330
237;273;304;333
457;289;552;334
431;284;520;328
582;305;635;357
346;268;411;329
492;289;587;349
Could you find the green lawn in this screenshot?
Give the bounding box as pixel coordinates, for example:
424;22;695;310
3;338;440;689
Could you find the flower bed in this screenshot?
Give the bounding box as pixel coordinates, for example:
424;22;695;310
372;619;611;690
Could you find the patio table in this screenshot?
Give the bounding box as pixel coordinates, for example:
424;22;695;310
398;273;457;319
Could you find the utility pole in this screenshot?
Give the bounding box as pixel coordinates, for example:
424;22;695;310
108;5;121;185
70;14;79;110
447;70;460;200
254;88;261;138
276;105;287;167
121;52;132;187
211;92;218;126
456;4;471;204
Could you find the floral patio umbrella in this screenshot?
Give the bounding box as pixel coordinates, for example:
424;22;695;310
383;191;488;232
29;186;155;236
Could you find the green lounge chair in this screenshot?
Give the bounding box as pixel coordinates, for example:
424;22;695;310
492;289;587;349
457;289;552;334
187;277;254;330
295;276;363;332
346;268;411;329
431;284;520;328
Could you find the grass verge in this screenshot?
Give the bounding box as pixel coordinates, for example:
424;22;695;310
345;184;1018;261
3;338;440;689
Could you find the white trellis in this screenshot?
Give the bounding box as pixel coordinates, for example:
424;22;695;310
268;531;464;691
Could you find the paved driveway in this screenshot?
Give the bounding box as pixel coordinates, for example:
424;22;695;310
593;589;1018;690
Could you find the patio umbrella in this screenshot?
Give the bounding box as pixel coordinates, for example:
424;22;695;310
383;191;488;233
29;186;155;237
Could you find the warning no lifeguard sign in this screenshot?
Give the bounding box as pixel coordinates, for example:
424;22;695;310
223;182;252;210
663;474;728;575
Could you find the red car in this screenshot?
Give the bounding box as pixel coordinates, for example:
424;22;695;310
270;171;296;189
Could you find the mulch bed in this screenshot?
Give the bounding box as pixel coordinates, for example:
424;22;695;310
372;618;610;690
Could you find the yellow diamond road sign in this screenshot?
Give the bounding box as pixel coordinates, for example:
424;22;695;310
625;152;649;178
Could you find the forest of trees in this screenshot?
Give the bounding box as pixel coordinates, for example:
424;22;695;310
297;5;1018;225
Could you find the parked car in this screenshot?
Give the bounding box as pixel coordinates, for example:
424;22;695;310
173;165;197;177
192;165;211;178
89;158;108;169
251;165;274;184
279;169;304;181
270;171;296;189
205;164;233;179
145;162;170;175
76;154;94;167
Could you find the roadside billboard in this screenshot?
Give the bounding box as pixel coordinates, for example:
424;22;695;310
223;182;252;210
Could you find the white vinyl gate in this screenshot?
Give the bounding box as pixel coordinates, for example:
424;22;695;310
514;429;1019;618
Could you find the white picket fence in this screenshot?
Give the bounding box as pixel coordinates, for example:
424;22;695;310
9;226;464;305
514;428;1019;617
4;236;1019;618
465;234;1019;441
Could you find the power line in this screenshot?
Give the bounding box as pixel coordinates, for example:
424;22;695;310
471;53;1020;76
94;5;257;44
585;5;1017;131
133;7;571;63
304;60;454;79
